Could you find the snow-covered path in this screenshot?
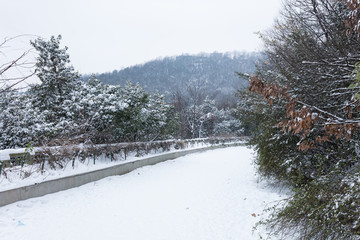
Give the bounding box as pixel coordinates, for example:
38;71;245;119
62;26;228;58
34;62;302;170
0;146;285;240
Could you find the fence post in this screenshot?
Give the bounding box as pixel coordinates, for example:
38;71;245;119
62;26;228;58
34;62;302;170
72;153;76;168
41;155;46;172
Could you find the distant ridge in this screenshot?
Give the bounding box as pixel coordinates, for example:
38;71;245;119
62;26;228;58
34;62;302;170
84;51;261;104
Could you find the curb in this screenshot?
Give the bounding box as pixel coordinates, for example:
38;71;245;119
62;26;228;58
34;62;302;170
0;143;244;207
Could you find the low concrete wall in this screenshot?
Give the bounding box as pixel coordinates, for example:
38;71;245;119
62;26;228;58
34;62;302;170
0;143;243;207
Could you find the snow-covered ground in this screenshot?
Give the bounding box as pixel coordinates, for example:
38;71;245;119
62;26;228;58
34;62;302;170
0;146;288;240
0;141;224;192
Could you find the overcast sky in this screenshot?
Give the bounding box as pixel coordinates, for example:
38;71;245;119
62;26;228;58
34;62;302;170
1;0;283;74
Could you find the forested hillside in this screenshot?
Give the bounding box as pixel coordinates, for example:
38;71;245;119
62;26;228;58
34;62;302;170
86;52;260;106
82;52;260;139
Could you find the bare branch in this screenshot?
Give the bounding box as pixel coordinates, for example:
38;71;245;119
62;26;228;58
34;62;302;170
0;36;36;93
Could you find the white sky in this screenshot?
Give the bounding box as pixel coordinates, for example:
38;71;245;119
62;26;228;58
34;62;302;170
1;0;283;74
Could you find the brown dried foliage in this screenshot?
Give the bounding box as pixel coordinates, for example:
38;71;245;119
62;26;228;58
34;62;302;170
249;75;290;105
249;75;359;151
339;0;360;39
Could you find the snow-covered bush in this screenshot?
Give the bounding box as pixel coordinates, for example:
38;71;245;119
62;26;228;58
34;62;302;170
239;0;360;239
113;82;176;142
0;92;53;149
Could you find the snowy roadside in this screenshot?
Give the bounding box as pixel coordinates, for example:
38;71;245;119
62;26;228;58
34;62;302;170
0;141;243;192
0;146;289;240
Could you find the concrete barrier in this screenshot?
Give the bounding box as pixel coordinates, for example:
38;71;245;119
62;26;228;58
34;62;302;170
0;143;243;207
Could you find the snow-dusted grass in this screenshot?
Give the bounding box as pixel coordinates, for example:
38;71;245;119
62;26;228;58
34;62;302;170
0;146;288;240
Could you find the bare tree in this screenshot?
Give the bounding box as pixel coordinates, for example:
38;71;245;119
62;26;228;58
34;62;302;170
0;35;36;94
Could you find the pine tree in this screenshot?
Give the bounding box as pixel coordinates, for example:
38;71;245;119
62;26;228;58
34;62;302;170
30;35;79;122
